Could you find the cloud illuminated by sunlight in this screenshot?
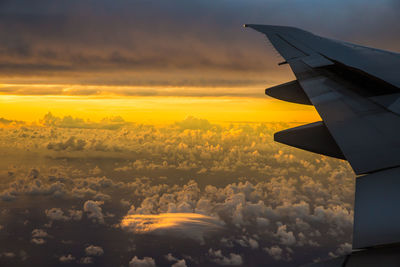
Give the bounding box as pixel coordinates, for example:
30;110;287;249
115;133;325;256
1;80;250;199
121;213;223;233
120;213;224;243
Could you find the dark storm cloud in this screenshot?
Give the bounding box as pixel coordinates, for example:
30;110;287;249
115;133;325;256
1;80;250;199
0;0;398;90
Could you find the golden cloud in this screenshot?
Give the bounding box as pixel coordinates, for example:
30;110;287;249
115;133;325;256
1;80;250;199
120;213;224;243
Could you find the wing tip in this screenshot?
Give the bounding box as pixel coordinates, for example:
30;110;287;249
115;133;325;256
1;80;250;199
242;24;306;35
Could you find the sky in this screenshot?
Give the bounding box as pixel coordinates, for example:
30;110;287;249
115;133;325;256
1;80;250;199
0;0;399;123
0;0;398;266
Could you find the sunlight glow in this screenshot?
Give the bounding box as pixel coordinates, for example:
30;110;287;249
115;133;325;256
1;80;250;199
120;213;222;233
0;94;320;124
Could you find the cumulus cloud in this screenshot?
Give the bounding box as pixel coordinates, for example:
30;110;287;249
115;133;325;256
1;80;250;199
172;259;188;267
0;190;16;202
80;257;94;264
129;256;156;267
0;118;356;265
47;136;86;151
175;116;214;130
85;245;104;256
275;224;296;246
59;254;76;263
31;238;46;245
328;242;352;258
264;246;283;261
42;112;131;130
45;208;68;221
83;200;105;223
0;117;25;126
32;229;49;238
208;249;243;266
1;252;16;258
165;253;188;267
45;208;83;221
31;229;50;245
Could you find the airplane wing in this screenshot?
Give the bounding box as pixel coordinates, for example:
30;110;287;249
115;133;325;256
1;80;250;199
244;24;400;257
244;24;400;175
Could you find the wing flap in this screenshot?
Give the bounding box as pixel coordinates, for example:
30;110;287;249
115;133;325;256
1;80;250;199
265;80;311;105
274;121;345;159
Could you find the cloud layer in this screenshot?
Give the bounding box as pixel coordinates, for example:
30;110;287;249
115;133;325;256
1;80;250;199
0;115;355;266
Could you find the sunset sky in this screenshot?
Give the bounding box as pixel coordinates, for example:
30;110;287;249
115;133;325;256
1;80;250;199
0;0;399;267
0;0;399;124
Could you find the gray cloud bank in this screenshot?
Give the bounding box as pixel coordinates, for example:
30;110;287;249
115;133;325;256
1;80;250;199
0;0;398;91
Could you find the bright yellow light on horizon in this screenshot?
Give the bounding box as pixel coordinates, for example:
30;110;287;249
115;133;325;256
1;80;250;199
0;82;320;124
0;94;320;124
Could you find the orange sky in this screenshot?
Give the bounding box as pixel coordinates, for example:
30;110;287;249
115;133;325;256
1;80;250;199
0;93;320;124
0;66;320;125
0;1;396;126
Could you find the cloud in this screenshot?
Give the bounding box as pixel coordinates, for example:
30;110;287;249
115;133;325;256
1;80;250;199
208;249;243;266
0;0;283;90
45;208;69;221
165;254;188;267
0;118;356;265
172;259;187;267
85;245;104;257
42;112;130;130
0;190;16;202
31;238;46;245
0;252;16;258
80;257;94;264
0;0;397;92
129;256;156;267
275;224;296;246
31;229;50;245
328;242;352;258
120;213;224;244
175;116;214;130
0;117;25;126
47;136;86;151
83;200;105;224
59;254;76;263
32;229;49;238
264;246;284;261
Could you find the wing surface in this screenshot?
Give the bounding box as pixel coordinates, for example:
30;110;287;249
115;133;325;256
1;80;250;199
245;24;400;174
